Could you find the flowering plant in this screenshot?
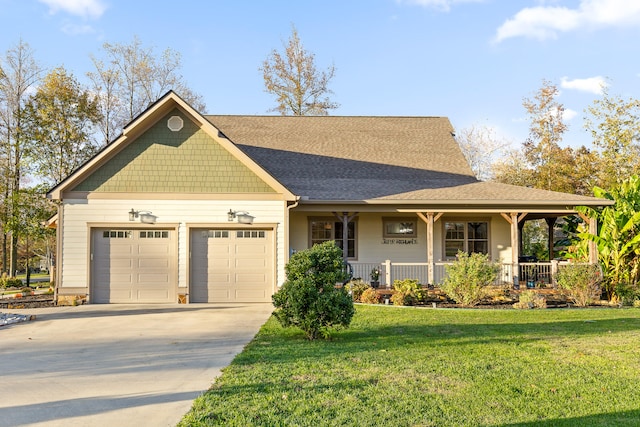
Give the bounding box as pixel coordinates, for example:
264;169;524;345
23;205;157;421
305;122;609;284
370;267;380;282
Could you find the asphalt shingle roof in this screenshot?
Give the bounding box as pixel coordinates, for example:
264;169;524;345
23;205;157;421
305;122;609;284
205;115;607;206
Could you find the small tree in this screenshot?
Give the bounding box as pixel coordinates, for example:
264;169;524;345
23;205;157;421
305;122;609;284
555;264;602;307
272;241;354;340
441;251;499;306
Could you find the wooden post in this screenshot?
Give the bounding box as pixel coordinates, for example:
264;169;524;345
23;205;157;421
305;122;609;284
551;259;559;287
511;213;520;287
545;217;557;261
333;212;358;263
417;212;442;285
501;212;527;287
426;213;435;284
383;259;391;288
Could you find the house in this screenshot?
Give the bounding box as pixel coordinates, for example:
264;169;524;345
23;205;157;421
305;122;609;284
47;91;610;304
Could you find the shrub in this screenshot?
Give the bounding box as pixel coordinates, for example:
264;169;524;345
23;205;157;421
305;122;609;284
272;241;354;340
359;287;380;304
343;279;371;302
555;264;602;307
513;290;547;309
441;251;500;307
390;279;424;306
0;276;24;289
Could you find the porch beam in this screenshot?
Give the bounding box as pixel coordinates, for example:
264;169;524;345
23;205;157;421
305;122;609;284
500;212;528;225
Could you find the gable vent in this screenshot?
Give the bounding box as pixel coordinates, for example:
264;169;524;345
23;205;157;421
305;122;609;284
167;116;184;132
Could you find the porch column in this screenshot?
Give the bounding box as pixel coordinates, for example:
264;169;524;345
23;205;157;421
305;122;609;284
511;213;520;287
545;217;557;260
333;212;358;263
501;212;527;287
417;212;442;284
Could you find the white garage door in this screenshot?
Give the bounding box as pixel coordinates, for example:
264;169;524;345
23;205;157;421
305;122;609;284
190;228;273;302
91;228;176;303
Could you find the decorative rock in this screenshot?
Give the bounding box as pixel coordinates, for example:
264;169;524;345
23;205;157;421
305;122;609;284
0;312;36;326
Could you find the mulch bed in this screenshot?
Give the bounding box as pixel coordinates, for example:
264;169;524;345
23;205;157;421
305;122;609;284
0;294;56;309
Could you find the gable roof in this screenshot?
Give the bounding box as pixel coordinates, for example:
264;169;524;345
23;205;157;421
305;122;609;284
46;91;609;210
47;92;296;201
206;115;609;209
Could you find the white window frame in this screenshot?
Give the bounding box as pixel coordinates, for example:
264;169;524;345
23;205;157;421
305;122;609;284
443;220;490;259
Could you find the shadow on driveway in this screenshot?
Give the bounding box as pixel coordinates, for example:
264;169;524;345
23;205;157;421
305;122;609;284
0;303;273;427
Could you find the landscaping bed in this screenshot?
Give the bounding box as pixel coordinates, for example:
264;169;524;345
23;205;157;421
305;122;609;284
0;293;55;309
368;285;575;308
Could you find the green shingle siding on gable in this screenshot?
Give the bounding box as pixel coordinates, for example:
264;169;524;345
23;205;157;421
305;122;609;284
72;110;276;193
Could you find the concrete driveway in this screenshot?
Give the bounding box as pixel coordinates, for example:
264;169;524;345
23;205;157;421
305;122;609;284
0;303;273;427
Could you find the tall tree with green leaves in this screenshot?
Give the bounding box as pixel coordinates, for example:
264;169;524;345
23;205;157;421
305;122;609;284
261;25;338;116
493;80;597;195
522;79;569;191
5;185;55;286
577;175;640;301
23;67;102;185
584;88;640;190
88;35;205;145
0;40;42;276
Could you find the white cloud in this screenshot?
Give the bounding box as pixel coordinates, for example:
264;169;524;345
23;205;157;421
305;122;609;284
61;23;96;35
39;0;107;19
562;108;578;121
494;0;640;43
399;0;484;12
560;76;608;95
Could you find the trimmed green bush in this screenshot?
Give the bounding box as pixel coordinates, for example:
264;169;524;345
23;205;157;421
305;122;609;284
0;277;24;289
513;290;547;309
441;251;500;306
555;263;602;307
390;279;424;306
272;241;354;340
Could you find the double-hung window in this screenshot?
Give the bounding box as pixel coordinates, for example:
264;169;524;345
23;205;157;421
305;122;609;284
309;218;357;259
444;221;489;259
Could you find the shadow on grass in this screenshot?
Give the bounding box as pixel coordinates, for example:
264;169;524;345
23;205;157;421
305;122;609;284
243;308;640;365
502;409;640;427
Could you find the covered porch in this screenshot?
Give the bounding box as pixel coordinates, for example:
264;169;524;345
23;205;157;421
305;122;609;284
324;206;599;289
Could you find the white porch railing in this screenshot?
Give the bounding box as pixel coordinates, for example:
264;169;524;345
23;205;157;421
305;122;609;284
349;260;576;288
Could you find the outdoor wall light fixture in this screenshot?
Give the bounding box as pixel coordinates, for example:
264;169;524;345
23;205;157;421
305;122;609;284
128;208;157;224
227;209;254;224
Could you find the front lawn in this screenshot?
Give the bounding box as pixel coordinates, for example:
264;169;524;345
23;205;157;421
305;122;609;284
180;306;640;426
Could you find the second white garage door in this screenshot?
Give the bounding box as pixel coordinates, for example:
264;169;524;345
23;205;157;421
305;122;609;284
190;228;274;302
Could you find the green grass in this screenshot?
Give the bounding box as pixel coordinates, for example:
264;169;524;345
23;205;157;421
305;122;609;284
179;306;640;426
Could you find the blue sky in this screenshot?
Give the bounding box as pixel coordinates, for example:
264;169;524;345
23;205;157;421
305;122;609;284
1;0;639;149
